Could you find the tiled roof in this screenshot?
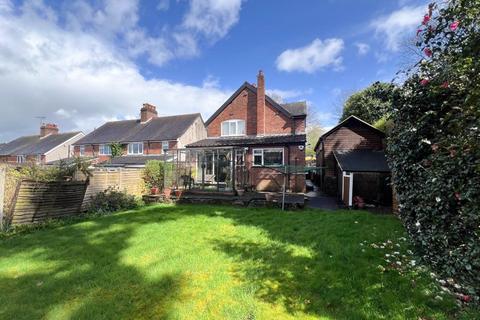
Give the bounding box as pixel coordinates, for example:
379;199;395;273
333;150;390;173
205;82;307;125
0;132;82;156
75;113;201;145
281;101;307;116
186;134;306;148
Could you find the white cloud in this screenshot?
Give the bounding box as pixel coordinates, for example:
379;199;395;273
276;38;344;73
182;0;242;40
266;88;312;103
0;1;231;141
371;5;426;51
355;42;370;55
157;0;170;11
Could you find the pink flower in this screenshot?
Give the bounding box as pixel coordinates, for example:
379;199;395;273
424;48;432;57
422;14;430;25
416;29;423;36
460;294;471;303
450;20;459;31
441;81;449;88
454;192;461;201
420;79;429;86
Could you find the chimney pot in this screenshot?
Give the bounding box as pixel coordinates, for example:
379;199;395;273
40;123;59;137
140;103;158;123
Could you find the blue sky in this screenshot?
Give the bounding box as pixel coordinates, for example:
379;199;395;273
0;0;428;141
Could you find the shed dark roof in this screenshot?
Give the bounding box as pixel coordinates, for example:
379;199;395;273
204;82;306;125
333;150;390;173
75;113;201;145
186;134;306;148
314;116;385;151
0;132;82;156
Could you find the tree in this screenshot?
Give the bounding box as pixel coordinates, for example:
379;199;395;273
387;0;480;299
340;82;395;124
306;105;324;158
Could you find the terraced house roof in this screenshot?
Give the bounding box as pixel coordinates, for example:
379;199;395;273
0;132;82;156
75;113;202;145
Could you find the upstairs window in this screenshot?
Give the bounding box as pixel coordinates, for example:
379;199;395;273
128;142;144;155
16;155;26;164
221;120;245;136
99;144;112;155
162;141;169;153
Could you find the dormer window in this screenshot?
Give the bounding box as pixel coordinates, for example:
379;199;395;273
221;120;245;136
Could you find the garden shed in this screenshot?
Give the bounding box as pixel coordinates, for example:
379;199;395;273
333;149;391;207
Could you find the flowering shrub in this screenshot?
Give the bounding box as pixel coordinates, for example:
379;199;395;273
387;1;480;299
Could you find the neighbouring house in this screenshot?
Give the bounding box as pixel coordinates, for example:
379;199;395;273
314;115;391;206
0;124;84;165
186;71;307;193
72;103;207;166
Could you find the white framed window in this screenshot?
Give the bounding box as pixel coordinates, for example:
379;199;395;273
253;148;284;167
79;145;85;156
99;144;112;155
16;155;26;163
162;141;169;153
221;119;245;136
128;142;144;155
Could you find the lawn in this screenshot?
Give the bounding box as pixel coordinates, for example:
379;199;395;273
0;204;475;319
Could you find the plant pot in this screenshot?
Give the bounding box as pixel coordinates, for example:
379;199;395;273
150;187;159;195
163;187;172;199
174;189;183;198
237;189;245;196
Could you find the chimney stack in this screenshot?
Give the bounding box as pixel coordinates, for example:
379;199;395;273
140;103;158;123
256;70;266;134
40;123;59;137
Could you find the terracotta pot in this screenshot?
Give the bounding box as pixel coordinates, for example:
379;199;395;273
237;189;245;196
163;187;172;198
174;189;183;198
150;186;159;195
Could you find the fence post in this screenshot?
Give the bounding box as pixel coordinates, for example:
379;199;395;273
0;166;5;230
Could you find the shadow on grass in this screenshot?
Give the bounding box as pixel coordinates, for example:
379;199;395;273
0;206;189;320
0;204;459;319
204;206;457;319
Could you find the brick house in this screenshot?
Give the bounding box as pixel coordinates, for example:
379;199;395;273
0;124;84;164
72;104;206;165
313;116;391;206
186;71;307;193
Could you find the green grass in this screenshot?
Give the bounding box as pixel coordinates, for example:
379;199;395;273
0;204;477;319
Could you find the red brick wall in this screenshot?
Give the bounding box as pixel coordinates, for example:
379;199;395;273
206;88;298;137
74;141;178;159
244;145;306;193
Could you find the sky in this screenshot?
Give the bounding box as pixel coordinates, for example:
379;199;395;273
0;0;429;142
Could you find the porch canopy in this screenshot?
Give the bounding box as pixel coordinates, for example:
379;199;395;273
333;150;390;206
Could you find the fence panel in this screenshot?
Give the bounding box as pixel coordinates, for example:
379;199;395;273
81;168;144;209
11;180;88;225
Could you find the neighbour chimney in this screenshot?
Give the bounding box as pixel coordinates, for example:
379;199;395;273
256;70;266;134
40;123;59;137
140;103;158;123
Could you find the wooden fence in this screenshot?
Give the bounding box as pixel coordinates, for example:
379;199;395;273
11;180;88;225
81;168;144;209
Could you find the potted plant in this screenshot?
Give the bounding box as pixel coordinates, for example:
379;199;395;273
150;186;159;195
236;186;246;196
174;189;183;198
